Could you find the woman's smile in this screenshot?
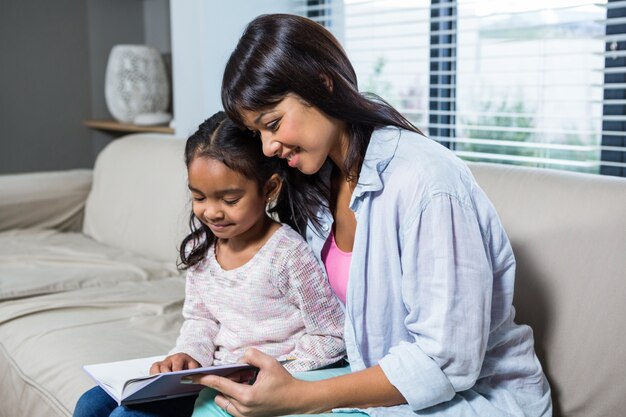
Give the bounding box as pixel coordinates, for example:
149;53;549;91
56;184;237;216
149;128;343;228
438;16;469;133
285;148;301;168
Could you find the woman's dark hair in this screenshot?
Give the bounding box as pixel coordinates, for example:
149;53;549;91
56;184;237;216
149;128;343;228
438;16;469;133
222;13;423;182
179;111;327;269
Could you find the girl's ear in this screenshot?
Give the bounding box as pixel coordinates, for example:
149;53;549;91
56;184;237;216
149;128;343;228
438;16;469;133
264;173;283;203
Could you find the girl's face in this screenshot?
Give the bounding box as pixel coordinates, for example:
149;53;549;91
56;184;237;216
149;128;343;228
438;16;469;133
241;94;349;175
188;156;271;241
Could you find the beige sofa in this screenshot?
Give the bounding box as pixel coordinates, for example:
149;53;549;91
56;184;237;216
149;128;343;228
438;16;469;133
1;134;625;417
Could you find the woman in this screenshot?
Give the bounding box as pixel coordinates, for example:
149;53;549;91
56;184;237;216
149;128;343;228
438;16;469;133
190;13;552;417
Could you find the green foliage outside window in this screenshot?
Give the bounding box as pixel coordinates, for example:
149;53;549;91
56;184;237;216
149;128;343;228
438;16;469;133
457;99;599;174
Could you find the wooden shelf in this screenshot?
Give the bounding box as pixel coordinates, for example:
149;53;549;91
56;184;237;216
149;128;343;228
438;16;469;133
84;119;174;134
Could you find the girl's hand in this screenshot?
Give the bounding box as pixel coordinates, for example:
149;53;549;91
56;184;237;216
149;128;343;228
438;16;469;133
190;348;311;417
150;353;201;375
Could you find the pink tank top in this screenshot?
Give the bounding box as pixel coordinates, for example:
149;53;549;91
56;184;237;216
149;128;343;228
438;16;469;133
321;229;351;304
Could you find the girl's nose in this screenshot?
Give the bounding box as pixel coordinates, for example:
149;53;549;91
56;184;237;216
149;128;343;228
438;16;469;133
203;205;223;222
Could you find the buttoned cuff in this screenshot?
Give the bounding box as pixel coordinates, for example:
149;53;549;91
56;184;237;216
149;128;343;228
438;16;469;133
378;341;456;410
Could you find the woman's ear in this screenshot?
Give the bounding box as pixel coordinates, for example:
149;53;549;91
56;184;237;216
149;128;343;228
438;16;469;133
320;73;333;93
264;173;283;203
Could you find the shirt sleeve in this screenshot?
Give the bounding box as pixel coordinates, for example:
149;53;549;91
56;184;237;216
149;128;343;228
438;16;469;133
378;192;497;410
170;266;219;367
277;239;346;372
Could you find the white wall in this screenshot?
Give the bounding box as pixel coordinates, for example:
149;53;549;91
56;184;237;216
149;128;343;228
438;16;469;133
170;1;295;137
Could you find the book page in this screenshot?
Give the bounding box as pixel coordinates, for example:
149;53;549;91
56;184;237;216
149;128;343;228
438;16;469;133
83;355;164;400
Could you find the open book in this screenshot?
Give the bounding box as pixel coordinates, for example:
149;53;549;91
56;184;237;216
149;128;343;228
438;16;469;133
83;355;256;406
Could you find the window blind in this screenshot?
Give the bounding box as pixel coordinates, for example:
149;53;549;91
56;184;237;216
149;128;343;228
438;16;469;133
295;0;626;177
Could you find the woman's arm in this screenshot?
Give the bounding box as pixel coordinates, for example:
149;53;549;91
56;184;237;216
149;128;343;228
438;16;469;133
191;348;406;417
299;362;406;412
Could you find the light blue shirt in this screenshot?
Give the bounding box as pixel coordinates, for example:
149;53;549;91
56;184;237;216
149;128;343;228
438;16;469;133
306;127;552;416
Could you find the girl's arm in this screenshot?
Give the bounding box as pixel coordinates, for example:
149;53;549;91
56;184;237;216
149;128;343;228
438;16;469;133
192;348;406;417
277;239;345;371
170;268;220;367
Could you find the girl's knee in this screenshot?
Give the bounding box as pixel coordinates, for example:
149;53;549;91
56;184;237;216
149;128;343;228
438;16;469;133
73;386;117;417
109;407;130;417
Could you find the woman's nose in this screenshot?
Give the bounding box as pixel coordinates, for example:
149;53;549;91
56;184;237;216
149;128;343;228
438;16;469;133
260;133;280;157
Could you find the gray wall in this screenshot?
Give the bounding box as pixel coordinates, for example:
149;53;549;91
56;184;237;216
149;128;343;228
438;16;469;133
0;0;170;175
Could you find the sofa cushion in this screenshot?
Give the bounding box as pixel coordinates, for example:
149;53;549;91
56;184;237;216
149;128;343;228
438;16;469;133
0;278;185;417
468;162;626;417
83;134;189;265
0;229;180;301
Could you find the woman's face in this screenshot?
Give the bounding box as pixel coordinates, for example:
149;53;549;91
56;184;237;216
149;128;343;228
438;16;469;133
241;94;348;175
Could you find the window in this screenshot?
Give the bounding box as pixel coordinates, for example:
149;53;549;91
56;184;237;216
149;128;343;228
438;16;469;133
297;0;626;177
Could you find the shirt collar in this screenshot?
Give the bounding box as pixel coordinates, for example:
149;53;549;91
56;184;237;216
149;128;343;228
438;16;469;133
351;127;401;203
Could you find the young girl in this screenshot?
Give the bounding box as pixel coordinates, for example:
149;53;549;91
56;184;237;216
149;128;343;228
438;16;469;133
73;111;346;417
189;13;552;417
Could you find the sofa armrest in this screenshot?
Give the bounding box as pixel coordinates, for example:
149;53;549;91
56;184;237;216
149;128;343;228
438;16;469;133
0;169;93;232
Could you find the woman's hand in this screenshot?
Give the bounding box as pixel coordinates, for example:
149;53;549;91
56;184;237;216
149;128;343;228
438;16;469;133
190;348;311;417
150;352;201;375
